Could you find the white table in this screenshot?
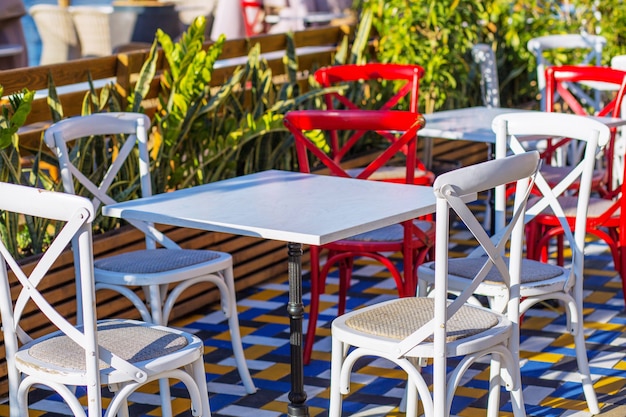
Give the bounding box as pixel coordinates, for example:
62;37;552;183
420;106;626;231
420;106;626;167
103;169;437;417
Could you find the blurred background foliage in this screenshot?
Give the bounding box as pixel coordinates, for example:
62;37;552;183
358;0;626;112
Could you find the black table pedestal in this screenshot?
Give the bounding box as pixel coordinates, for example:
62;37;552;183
286;242;309;417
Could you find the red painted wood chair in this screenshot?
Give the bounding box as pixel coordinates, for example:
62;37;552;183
530;66;626;304
241;0;265;37
283;109;435;364
542;65;626;198
313;63;434;185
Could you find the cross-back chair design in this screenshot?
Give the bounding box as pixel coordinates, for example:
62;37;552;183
527;33;607;111
313;63;434;185
329;151;540;417
43;112;256;399
529;116;626;306
0;182;211;417
543;65;626;197
283;109;436;364
418;112;611;415
471;43;500;108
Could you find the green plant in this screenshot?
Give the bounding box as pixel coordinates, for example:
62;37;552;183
0;86;58;257
356;0;626;111
127;16;333;192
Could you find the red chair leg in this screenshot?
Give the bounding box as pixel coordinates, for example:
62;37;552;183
304;246;323;364
620;242;626;305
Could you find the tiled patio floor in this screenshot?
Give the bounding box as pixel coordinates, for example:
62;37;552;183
4;215;626;416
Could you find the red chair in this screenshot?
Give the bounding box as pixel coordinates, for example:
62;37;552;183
542;65;626;198
528;66;626;303
283;109;435;364
241;0;265;37
313;63;434;185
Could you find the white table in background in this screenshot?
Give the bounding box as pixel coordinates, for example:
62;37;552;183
420;106;626;231
103;169;437;417
420;106;626;166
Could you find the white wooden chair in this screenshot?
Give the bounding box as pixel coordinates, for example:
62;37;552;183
418;112;611;415
43;113;256;405
471;43;500;108
0;182;211;417
527;33;607;111
29;4;81;65
329;151;540;417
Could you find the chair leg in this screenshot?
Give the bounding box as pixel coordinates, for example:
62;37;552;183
191;357;213;417
567;299;600;414
222;267;257;393
304;246;323;364
328;336;345;417
148;285;174;417
487;354;502;417
619;241;626;305
158;378;174;417
574;327;600;414
405;374;419;417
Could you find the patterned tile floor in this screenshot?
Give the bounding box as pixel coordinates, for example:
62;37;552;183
4;217;626;416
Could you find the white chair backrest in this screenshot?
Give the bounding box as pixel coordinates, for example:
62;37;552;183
493;112;611;293
43;112;178;250
0;183;103;412
471;43;500;108
397;151;540;356
69;6;136;56
29;4;81;65
69;6;114;58
527;33;607;110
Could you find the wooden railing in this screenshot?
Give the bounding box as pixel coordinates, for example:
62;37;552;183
1;25;355;155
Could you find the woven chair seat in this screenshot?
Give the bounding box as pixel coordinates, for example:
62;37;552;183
426;257;563;285
345;297;498;342
540;164;605;187
346;219;434;242
25;320;189;371
346;166;434;182
528;195;621;219
94;249;222;273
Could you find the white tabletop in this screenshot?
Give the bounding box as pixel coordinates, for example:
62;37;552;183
103;170;437;246
421;106;626;143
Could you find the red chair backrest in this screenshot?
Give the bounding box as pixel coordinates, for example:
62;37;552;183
283;110;425;184
314;63;425;113
313;63;426;171
241;1;264;37
544;65;626;192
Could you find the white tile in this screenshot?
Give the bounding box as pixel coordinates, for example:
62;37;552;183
522;385;554;405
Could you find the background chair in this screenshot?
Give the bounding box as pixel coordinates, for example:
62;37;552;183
29;4;81;65
329;151;539;417
471;43;500;108
543;65;626;197
527;33;607;111
313;63;435;185
0;182;210;417
418;112;610;415
283;109;436;364
69;6;138;58
43;113;256;399
528;109;626;305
